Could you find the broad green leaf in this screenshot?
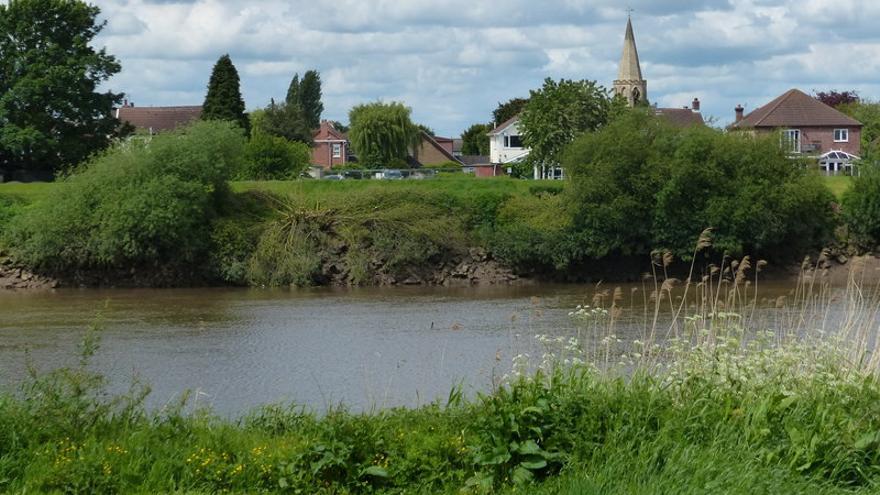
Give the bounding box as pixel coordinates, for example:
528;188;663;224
360;465;389;478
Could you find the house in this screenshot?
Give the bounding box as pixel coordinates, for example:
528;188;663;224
115;102;202;135
728;89;863;175
458;155;497;177
487;116;540;176
486;15;704;181
312;121;349;170
410;132;461;167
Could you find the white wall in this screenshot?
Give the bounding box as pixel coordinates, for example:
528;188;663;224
489;119;530;164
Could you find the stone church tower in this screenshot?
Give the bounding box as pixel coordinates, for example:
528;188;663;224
613;16;648;107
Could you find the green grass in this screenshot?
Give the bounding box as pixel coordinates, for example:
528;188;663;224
822;175;854;200
1;176;560;206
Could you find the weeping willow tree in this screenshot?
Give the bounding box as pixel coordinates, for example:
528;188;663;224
348;101;420;168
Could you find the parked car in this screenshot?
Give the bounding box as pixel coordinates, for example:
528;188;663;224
323;174;345;181
382;169;403;180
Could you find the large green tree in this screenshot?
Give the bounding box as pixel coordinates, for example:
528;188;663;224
255;99;313;144
0;0;125;178
493;97;528;127
202;54;249;132
461;123;491;156
286;70;323;129
518;78;614;168
348;102;419;168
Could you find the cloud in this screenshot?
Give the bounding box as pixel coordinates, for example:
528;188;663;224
90;0;880;135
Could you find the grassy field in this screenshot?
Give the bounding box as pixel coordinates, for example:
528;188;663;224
0;176;560;205
822;175;854;199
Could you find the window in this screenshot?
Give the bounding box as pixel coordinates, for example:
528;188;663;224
834;129;849;142
332;143;342;158
504;135;523;148
782;129;801;153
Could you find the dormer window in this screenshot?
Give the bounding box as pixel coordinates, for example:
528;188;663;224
504;135;523;148
834;129;849;143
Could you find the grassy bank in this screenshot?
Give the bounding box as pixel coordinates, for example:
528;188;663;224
2;266;880;493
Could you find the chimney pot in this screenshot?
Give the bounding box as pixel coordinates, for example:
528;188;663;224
692;98;701;112
735;104;744;123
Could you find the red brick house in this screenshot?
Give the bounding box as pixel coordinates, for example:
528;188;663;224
729;89;863;174
411;132;460;166
311;121;348;170
115;103;202;135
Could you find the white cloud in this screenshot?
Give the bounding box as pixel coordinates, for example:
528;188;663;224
90;0;880;135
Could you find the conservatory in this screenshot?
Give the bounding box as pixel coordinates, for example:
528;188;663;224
818;150;860;176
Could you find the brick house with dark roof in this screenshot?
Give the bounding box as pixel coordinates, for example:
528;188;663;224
729;88;863;174
312;121;348;170
115;103;202;135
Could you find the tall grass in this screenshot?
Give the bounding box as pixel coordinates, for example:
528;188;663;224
3;244;880;493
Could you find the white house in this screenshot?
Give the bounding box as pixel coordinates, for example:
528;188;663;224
487;116;565;180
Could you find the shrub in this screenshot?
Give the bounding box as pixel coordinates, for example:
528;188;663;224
239;133;311;180
489;193;575;271
4;121;245;274
842;164;880;249
563;110;836;262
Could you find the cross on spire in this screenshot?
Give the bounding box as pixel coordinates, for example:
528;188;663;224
626;7;635;17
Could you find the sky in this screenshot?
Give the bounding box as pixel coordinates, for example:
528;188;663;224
91;0;880;137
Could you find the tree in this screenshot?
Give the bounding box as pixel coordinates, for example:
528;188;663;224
814;90;860;108
348;102;419;168
286;70;324;129
202;54;249;132
838;101;880;160
461;123;491;156
0;0;126;178
417;124;435;137
330;121;349;133
256;99;312;144
518;78;613;168
493;98;528;127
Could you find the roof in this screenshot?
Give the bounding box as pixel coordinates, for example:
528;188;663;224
452;138;463;153
616;17;643;82
730;89;862;129
654;108;705;127
313;121;347;141
413;131;461;165
116;106;202;132
487;115;520;135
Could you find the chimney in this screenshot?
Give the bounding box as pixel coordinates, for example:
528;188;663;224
692;98;700;112
123;98;128;107
735;105;744;123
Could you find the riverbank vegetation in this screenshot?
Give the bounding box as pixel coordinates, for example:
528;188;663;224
0;109;876;287
2;263;880;493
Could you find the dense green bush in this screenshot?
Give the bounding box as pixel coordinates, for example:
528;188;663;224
842;164;880;249
238;133;311;180
4;121;245;273
563;111;836;261
489;194;575;271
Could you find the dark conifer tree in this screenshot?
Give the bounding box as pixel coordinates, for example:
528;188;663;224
202;54;249;132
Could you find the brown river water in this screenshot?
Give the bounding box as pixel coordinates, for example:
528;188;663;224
0;281;855;417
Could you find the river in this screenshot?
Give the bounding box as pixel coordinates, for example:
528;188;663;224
0;281;846;417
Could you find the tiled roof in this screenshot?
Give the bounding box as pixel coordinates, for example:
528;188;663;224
730;89;862;129
487;115;519;135
417;131;461;164
459;155;491;165
313;121;347;141
654;108;704;127
116;106;202;132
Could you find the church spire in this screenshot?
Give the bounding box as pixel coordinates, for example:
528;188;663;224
613;14;648;107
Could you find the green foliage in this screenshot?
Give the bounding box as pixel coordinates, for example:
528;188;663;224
256;99;313;144
494;97;529;127
461;123;492;156
842;164;880;249
563;111;836;261
0;0;125;176
489;193;574;271
4;120;245;274
202;54;249;132
519;78;613;168
286;70;324;129
239;133;311;180
348;102;420;169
